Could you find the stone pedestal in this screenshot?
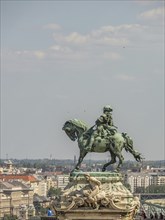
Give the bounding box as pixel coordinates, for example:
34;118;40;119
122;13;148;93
52;172;139;220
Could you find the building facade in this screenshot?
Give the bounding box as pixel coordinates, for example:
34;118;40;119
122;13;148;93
0;180;35;219
126;168;165;193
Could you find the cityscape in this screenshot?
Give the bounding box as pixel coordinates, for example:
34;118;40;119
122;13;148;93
1;0;164;220
0;158;165;219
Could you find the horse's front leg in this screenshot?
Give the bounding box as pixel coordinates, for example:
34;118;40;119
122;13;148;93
74;150;87;171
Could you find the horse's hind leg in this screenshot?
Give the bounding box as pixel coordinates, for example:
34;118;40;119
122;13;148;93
102;152;116;172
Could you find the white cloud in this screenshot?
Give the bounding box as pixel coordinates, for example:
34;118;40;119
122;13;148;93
92;24;145;38
43;23;61;30
8;50;46;60
53;33;66;43
53;32;89;45
52;24;146;48
65;32;89;44
49;45;72;53
52;50;89;61
15;50;29;56
88;24;148;48
34;51;46;59
115;74;135;81
4;22;162;63
96;37;129;46
101;24;143;32
139;7;164;21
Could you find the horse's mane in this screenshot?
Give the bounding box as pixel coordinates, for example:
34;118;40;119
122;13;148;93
68;119;88;131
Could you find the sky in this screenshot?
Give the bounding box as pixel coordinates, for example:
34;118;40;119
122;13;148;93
1;0;164;162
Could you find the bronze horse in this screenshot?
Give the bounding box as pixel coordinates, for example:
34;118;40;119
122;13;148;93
62;119;143;172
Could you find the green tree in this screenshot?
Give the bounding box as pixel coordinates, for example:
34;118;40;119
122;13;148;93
145;185;165;193
135;186;145;193
3;215;17;220
47;187;61;197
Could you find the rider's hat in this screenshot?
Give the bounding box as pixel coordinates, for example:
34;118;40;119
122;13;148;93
103;105;113;112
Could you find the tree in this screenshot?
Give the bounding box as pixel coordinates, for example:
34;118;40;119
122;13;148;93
145;185;165;193
135;187;145;193
3;215;17;220
47;187;61;197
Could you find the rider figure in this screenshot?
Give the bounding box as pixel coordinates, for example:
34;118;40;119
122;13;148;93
96;105;115;137
85;105;117;151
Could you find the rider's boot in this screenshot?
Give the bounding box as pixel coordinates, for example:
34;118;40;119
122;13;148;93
85;137;94;151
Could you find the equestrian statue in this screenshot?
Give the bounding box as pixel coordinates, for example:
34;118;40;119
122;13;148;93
62;105;143;172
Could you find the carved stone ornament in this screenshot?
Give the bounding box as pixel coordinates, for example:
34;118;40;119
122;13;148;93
52;172;140;220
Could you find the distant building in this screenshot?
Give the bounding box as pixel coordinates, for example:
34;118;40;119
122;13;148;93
37;180;47;197
125;167;165;193
57;175;69;190
126;172;152;193
0;160;20;174
0;180;35;219
0;174;45;196
150;173;165;186
0;174;37;185
0;173;59;197
150;167;165;173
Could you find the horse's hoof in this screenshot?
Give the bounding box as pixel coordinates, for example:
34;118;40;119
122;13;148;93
75;168;80;171
70;168;79;174
114;169;119;173
102;167;106;172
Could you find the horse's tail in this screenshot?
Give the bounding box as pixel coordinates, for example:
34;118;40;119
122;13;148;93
122;133;134;152
122;133;144;162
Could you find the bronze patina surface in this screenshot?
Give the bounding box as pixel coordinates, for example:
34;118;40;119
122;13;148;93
53;106;143;220
62;106;143;172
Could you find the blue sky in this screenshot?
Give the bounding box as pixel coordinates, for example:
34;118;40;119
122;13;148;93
1;1;164;162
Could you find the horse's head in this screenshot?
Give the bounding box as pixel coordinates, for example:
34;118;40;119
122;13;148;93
62;119;88;142
62;120;77;141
